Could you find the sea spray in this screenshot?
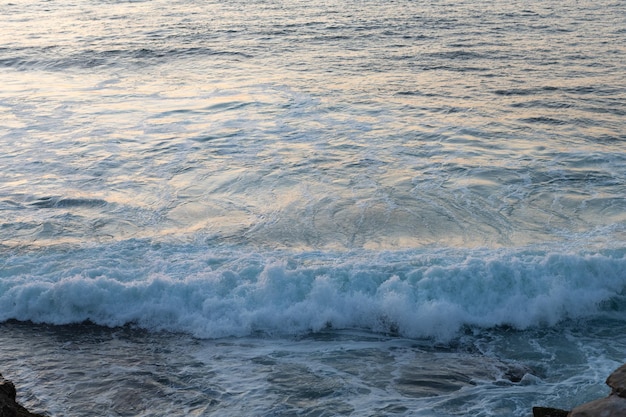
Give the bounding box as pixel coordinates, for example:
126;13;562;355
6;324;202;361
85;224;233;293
2;242;624;340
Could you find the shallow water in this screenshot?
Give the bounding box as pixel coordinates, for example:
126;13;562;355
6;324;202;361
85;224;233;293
1;320;625;417
1;0;625;415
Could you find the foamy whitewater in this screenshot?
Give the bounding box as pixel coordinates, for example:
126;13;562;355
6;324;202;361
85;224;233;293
0;0;625;415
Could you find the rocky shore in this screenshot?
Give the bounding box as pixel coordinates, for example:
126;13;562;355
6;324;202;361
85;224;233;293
0;373;44;417
534;363;626;417
2;364;625;416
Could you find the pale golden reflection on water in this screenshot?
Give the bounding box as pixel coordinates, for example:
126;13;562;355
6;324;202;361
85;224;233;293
0;0;624;250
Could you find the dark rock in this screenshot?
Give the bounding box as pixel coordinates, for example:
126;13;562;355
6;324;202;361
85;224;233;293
532;406;570;417
0;373;45;417
569;394;626;417
606;363;626;398
0;378;16;403
503;363;537;383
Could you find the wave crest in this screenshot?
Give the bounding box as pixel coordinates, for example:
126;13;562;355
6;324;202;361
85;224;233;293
1;243;624;340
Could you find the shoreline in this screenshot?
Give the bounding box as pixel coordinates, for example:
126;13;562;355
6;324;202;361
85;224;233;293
534;363;626;417
3;363;625;416
0;372;44;417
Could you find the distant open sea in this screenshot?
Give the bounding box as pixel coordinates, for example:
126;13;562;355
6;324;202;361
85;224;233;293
1;0;625;415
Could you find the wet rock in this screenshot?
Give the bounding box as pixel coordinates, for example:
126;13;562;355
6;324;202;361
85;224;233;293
503;363;537;383
606;363;626;398
0;373;45;417
569;394;626;417
569;363;626;417
532;406;570;417
535;364;626;417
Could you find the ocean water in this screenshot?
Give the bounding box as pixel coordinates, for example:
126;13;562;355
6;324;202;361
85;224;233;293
0;0;625;415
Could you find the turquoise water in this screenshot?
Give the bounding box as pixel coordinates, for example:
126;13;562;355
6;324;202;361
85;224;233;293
1;0;625;415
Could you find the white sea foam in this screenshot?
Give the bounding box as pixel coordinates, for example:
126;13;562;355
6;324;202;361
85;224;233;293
2;242;624;340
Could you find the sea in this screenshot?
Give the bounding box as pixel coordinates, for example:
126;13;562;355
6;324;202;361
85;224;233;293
0;0;625;415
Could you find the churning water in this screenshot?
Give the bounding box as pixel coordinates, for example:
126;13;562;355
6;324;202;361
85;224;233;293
0;0;625;415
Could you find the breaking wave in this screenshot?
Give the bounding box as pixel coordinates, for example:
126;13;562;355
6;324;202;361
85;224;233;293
2;240;624;340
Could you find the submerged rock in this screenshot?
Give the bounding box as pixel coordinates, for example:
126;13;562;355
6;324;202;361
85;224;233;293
0;373;45;417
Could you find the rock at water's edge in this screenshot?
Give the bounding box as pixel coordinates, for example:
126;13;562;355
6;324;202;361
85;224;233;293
534;364;626;417
569;364;626;417
0;373;45;417
606;363;626;398
532;406;570;417
569;394;626;417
